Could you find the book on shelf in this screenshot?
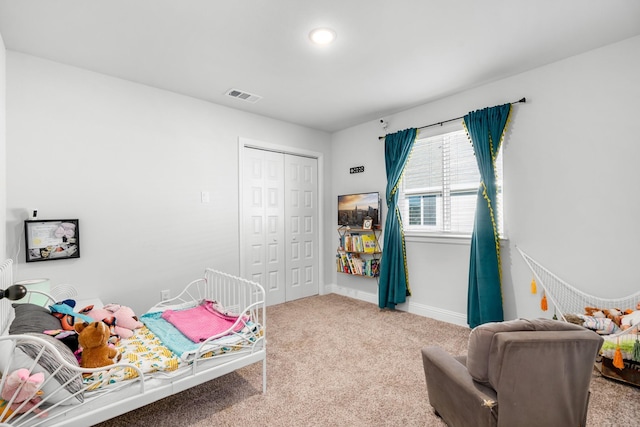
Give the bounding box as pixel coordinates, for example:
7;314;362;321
369;258;380;277
345;233;363;252
361;234;377;253
337;250;379;277
338;251;350;273
348;252;361;275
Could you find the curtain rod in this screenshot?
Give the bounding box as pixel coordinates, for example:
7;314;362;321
378;97;526;140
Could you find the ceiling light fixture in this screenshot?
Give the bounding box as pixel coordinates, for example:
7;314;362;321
309;28;336;45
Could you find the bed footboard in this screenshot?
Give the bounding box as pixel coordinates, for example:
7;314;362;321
149;268;267;392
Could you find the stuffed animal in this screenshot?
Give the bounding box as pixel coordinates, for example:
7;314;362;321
584;306;624;326
102;303;144;337
620;302;640;330
0;368;46;420
563;313;585;326
49;299;95;331
79;303;143;340
74;321;119;368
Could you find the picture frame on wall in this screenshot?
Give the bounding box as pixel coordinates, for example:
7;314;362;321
338;192;380;227
362;217;373;230
25;219;80;262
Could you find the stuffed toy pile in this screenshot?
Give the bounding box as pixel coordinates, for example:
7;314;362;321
584;304;640;329
620;302;640;330
0;368;46;421
79;303;143;340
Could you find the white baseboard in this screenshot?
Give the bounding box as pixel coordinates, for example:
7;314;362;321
325;284;378;305
324;284;468;328
406;301;468;327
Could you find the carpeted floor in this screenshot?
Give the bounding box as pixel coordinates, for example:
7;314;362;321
95;294;640;426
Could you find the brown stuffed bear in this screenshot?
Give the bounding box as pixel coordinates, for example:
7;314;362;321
74;321;119;368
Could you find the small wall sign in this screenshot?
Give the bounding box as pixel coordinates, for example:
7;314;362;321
350;166;365;174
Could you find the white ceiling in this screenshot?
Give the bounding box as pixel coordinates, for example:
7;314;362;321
1;0;639;133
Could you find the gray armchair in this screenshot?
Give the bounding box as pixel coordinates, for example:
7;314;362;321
421;318;603;427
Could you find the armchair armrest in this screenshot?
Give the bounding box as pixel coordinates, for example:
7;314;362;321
422;346;497;427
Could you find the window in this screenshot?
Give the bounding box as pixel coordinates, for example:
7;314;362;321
399;122;503;236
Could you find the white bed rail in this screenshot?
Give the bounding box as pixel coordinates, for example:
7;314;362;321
153;269;265;314
0;334;146;426
0;259;14;336
0;260;12;289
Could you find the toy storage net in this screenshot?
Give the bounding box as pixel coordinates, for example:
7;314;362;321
518;247;640;339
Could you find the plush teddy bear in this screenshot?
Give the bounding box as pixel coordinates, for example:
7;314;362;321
74;321;119;368
79;303;143;340
0;368;46;420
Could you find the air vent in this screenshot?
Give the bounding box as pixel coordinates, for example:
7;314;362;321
225;88;262;103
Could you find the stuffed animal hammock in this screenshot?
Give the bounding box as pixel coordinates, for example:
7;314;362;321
518;247;640;369
517;247;640;339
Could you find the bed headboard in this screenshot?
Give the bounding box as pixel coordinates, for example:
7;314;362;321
0;259;14;335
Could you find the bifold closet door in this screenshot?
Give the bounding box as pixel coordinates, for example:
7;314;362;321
243;148;286;305
242;148;319;305
284;154;319;301
242;147;319;305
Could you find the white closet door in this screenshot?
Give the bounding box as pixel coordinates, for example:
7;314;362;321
284;154;319;301
243;148;286;305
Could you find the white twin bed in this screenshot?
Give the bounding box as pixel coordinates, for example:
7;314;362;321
0;259;266;426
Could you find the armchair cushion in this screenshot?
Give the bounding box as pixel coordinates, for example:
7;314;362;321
466;318;588;384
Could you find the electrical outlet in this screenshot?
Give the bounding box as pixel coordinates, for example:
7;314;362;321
160;289;170;301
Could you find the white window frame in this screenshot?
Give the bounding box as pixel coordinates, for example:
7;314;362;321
399;121;504;242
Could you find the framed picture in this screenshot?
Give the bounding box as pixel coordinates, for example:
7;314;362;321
362;217;373;230
338;191;380;227
25;219;80;262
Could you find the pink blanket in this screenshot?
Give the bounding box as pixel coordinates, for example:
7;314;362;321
161;301;246;343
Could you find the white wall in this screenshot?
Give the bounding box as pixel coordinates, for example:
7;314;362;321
328;122;388;303
0;34;7;260
5;52;332;314
0;33;6;262
331;35;640;326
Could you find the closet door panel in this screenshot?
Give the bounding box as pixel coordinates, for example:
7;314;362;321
243;148;285;305
284;154;318;301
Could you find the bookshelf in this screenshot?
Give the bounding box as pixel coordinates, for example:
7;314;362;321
336;226;382;278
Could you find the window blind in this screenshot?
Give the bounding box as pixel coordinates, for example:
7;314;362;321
400;126;503;236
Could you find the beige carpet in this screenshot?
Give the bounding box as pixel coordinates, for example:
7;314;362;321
95;294;640;426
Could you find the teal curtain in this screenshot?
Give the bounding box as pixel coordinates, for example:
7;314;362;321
378;128;417;309
464;104;511;328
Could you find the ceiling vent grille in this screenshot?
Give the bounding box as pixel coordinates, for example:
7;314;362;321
225;88;262;103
